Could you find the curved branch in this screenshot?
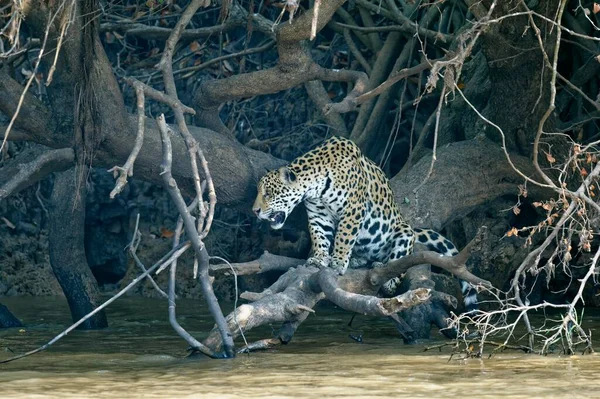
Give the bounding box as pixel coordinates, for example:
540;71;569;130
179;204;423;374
367;228;491;288
194;52;369;135
210;251;305;275
326;54;449;114
316;65;369;115
158;114;235;357
304;80;349;136
0;147;74;200
192;1;355;134
319;268;431;316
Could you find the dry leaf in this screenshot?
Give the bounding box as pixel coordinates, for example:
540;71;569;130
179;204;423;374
518;184;528;198
542;202;553;211
160;227;174;238
581;167;589;177
513;206;521;215
583;242;592;252
189;41;201;53
594;3;600;13
533;202;542;207
507;227;519;237
544;150;556;164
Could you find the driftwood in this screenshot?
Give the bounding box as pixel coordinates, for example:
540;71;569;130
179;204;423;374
204;229;490;353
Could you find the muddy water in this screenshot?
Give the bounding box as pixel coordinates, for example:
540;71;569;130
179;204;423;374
1;297;600;399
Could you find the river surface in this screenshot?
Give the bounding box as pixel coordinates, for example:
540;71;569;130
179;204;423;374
1;296;600;398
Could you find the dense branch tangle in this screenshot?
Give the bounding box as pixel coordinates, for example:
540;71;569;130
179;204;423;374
442;1;600;356
1;0;600;359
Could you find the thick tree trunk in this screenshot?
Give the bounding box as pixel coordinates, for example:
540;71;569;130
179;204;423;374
48;167;107;329
391;138;554;230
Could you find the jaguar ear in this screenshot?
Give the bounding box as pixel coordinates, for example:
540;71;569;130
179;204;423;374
278;167;296;184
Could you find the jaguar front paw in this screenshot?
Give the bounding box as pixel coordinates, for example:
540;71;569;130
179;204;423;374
330;259;348;275
371;261;386;269
306;255;331;269
349;257;368;269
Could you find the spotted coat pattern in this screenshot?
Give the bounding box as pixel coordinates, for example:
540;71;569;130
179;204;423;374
253;136;477;310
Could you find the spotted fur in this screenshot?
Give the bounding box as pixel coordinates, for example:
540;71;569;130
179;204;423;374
253;136;477;311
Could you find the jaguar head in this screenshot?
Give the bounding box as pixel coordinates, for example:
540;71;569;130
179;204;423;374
253;166;305;230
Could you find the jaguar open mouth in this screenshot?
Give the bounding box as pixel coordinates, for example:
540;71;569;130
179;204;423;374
268;211;286;229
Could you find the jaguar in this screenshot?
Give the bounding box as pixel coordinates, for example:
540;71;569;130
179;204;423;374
252;136;477;311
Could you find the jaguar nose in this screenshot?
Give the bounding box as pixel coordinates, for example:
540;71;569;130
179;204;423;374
253;207;260;216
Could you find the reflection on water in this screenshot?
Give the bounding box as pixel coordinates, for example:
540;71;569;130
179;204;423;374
1;296;600;398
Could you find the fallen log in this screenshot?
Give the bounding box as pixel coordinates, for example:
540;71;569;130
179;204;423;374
203;228;491;353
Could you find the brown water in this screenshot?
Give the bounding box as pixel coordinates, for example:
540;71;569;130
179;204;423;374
1;296;600;398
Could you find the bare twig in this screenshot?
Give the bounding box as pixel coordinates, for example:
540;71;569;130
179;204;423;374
175;40;276;77
126;213;169;299
166;212;219;358
108;81;146;198
0;241;191;364
157;114;235;357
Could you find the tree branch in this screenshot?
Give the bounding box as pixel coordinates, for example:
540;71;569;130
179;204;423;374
0;67;58;147
318;268;432;316
0;146;74;200
202;229;489;352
